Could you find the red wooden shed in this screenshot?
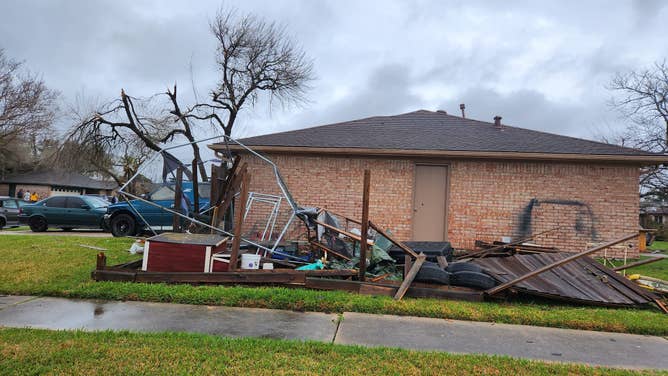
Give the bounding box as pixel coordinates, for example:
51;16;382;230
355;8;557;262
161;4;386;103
142;233;230;273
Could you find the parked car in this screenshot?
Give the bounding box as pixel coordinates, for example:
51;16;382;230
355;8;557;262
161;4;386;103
105;182;210;237
0;196;29;229
18;195;110;232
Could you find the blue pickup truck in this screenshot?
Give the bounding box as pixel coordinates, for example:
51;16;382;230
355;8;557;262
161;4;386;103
105;182;210;237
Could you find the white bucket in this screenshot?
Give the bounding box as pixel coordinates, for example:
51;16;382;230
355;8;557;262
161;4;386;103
241;254;261;270
262;263;274;270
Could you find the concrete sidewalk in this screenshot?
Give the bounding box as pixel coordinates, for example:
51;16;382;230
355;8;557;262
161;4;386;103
0;295;666;370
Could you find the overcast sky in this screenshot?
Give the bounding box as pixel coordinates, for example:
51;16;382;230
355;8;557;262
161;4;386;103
2;0;667;141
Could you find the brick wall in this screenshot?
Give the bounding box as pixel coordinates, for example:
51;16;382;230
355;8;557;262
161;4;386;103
241;153;640;258
447;160;640;257
240;154;414;242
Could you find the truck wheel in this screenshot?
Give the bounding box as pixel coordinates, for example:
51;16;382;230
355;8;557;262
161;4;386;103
29;216;48;232
110;214;136;237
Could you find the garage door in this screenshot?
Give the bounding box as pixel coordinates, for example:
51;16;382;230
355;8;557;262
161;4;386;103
50;187;81;196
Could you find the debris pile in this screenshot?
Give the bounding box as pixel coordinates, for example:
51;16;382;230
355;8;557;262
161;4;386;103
91;136;667;314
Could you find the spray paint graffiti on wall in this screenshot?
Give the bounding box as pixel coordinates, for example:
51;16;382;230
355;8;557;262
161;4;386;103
516;198;598;240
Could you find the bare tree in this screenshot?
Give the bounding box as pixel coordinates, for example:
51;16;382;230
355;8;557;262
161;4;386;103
609;60;668;199
162;84;208;181
188;9;314;136
66;90;180;185
0;49;58;174
54;137;151;189
66;8;313;185
68;87;210;183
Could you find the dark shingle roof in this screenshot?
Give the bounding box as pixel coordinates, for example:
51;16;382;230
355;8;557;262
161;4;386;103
0;170;117;190
233;110;660;157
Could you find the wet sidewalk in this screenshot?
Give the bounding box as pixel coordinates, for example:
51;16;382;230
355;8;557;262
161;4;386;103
1;295;667;370
0;296;337;342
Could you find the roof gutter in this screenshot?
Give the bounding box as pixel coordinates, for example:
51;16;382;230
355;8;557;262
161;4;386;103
209;144;668;165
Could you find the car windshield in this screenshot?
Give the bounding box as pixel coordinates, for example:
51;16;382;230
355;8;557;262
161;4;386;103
87;197;110;208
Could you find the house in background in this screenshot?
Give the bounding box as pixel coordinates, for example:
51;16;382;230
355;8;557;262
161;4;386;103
640;200;668;227
0;170;117;199
211;110;668;258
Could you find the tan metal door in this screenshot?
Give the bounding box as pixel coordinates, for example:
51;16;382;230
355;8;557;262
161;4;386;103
413;165;448;241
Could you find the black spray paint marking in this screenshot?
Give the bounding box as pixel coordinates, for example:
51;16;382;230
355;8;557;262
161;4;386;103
516;198;598;240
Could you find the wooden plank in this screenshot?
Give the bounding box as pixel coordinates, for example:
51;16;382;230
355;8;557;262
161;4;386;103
394;253;426;300
359;169;371;281
96;252;106;270
305;269;357;277
229;172;250;271
134;271;306;284
359;284;395;296
486;233;640;296
436;255;448;269
612;257;663;272
172;166;184;232
312;219;375;246
107;259;143;270
210;206;220;233
192;158;200;213
370;273;392;282
323;210;363;225
216;163;248;223
309;240;352;261
653;297;668;314
404;255;412;278
305;277;360;292
369;221;418;258
91;269;136;282
458;226;562;260
304;278;484;302
209;164;220;206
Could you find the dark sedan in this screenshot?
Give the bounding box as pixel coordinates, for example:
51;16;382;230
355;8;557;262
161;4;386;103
19;195;110;232
0;196;29;229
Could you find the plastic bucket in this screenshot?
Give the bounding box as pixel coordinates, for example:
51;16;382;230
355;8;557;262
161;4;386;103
241;254;261;270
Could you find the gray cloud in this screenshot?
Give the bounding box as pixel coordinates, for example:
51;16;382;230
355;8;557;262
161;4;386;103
1;0;666;142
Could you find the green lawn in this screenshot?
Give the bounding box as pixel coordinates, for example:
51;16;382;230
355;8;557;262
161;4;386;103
602;253;668;281
1;235;667;335
621;257;668;281
0;226;29;231
649;240;668;253
0;328;660;376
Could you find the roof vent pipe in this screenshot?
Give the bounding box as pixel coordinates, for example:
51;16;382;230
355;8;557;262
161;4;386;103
459;104;466;118
494;116;502;128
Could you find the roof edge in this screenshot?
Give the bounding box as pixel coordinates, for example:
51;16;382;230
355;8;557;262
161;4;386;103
211;144;668;164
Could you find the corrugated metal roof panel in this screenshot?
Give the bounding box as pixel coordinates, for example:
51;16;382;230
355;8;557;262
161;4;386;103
473;253;651;307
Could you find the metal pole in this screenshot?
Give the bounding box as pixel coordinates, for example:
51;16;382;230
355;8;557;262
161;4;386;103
359;170;371;281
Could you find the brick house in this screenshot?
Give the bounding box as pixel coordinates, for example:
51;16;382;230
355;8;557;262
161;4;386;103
0;170;117;199
211;110;667;257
